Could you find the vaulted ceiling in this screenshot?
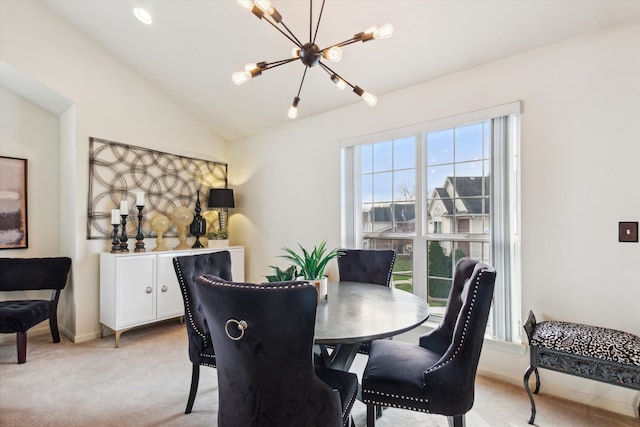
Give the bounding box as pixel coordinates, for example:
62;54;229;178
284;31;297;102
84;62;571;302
40;0;640;141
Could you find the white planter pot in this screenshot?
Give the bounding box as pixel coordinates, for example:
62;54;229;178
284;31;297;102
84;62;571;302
298;276;328;302
208;239;229;248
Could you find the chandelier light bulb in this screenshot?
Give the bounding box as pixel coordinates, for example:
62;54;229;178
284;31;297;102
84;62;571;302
232;71;252;85
362;92;378;107
323;46;343;63
244;63;258;72
236;0;254;10
364;25;377;35
255;0;273;14
331;74;346;90
373;23;394;39
291;47;301;57
287;97;300;119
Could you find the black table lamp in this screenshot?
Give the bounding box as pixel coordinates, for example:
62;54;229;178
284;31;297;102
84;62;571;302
208;188;235;232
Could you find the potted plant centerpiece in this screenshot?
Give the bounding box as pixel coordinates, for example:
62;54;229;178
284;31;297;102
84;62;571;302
280;240;342;300
265;265;299;283
207;228;229;248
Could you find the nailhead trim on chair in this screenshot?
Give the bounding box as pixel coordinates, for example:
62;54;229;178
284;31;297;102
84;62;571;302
173;260;209;346
363;398;430;413
198;276;312;291
364;389;429;403
386;252;397;287
423;271;484;377
341;383;358;427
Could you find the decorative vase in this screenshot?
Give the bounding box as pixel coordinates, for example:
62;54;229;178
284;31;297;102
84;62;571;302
171;206;193;250
150;214;170;252
208;239;229;249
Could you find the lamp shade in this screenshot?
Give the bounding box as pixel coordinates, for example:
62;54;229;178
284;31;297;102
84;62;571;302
208;188;235;208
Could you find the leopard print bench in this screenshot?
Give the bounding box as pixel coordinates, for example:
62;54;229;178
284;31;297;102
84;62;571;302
523;310;640;424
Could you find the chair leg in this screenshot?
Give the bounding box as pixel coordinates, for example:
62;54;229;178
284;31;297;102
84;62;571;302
185;363;200;414
366;404;376;427
16;332;27;364
447;415;466;427
50;312;61;343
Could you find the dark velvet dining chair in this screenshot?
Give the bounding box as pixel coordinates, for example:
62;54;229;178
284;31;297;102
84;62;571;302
362;258;496;427
337;249;396;287
196;275;358;427
172;251;233;414
337;249;396;355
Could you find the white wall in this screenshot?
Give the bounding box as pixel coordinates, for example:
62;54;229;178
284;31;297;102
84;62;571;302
229;21;640;416
0;1;228;342
0;86;62;335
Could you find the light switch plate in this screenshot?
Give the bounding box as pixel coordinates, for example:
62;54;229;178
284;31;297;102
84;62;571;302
619;222;638;242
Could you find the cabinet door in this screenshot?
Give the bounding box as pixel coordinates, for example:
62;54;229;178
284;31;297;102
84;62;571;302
156;253;185;319
116;255;155;327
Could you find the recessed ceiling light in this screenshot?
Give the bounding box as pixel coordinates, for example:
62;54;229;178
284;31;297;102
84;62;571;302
133;7;152;25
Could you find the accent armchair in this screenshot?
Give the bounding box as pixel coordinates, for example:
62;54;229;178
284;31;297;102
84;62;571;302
0;257;71;364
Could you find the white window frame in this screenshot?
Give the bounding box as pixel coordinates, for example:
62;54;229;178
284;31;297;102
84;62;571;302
341;102;521;342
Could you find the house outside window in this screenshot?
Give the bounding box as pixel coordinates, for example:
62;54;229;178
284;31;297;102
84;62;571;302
341;102;521;341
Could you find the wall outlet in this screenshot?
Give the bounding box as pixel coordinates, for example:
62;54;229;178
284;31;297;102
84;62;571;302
618;222;638;242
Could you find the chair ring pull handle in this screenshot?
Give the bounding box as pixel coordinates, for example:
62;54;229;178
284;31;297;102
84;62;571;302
225;319;248;341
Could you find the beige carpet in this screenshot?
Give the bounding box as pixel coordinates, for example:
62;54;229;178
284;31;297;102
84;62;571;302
0;321;637;427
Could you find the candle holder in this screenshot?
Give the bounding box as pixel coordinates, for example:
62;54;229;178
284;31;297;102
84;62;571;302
120;213;129;252
111;224;122;253
135;205;146;252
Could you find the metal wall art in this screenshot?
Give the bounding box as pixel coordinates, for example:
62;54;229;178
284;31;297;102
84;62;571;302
0;156;28;249
88;137;227;240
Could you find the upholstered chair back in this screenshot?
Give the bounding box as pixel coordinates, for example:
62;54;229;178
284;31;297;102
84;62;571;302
173;251;232;365
419;257;496;415
0;257;71;292
196;276;344;427
337;249;396;286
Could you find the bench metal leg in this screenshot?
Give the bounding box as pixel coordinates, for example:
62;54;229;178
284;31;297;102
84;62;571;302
523;365;538;424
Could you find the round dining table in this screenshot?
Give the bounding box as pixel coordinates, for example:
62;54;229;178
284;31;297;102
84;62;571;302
314;281;430;371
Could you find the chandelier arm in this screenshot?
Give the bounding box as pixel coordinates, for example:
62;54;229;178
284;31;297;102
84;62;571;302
312;0;326;45
263;57;300;71
279;21;304;47
318;62;356;90
296;66;310;98
261;16;303;47
330;38;361;49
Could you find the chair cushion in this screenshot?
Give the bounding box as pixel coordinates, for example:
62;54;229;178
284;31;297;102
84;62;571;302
0;300;52;333
531;321;640;366
362;339;441;405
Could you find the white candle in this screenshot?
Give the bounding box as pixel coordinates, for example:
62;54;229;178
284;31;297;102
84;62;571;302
120;200;128;214
111;209;120;224
136;192;145;206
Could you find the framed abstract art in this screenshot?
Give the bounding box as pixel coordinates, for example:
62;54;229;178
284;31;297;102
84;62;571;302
0;156;28;249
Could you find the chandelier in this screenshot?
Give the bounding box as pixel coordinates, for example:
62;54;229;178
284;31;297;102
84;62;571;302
233;0;394;119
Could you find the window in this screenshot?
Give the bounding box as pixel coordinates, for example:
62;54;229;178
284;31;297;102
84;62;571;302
341;103;521;341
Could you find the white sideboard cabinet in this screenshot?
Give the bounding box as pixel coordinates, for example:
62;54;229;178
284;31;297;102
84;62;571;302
100;246;244;347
